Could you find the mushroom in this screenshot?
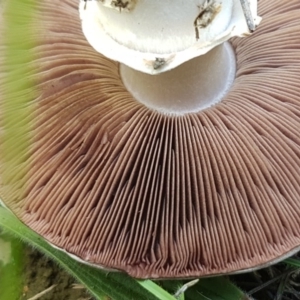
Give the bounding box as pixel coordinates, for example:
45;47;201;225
1;0;300;279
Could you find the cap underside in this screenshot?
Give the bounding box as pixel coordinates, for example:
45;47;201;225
1;0;300;278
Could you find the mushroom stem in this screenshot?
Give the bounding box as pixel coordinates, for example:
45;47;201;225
80;0;260;74
120;42;236;115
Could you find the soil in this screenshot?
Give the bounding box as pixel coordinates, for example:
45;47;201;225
21;246;96;300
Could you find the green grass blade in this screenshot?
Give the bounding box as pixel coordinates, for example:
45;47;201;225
189;277;249;300
162;277;249;300
0;233;25;300
137;279;176;300
284;258;300;268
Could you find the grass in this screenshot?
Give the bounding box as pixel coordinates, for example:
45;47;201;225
0;232;24;299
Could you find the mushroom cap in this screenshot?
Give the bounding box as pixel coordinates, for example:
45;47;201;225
1;0;300;279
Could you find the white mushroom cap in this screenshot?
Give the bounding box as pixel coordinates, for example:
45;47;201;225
80;0;261;74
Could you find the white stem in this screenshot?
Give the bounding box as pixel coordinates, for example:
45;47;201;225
121;42;236;115
80;0;260;74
